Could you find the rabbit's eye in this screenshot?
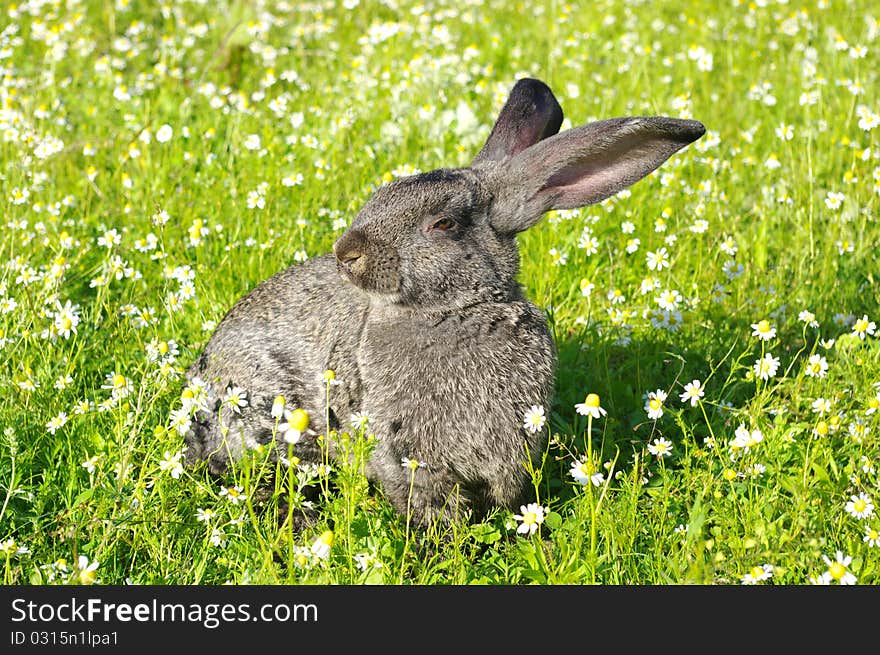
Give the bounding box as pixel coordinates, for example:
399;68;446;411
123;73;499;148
430;217;458;232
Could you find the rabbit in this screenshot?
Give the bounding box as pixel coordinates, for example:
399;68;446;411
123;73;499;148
183;78;705;526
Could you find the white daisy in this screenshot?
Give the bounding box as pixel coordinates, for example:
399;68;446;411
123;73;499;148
845;493;875;519
222;386;248;414
821;551;857;585
512;503;546;536
753;353;781;381
647;437;673;457
644;389;667;420
575;393;607;419
804;354;829;378
569;459;604;487
522;405;546;433
741;564;774;585
679;379;705;406
750;319;776;341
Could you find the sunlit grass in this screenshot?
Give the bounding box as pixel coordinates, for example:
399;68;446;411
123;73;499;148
1;0;878;585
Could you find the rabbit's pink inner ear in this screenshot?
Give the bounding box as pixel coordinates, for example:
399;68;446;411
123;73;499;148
489;117;705;234
536;140;682;210
472;78;563;165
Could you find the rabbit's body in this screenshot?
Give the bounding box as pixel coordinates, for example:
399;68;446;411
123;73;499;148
184;78;705;526
185;208;555;524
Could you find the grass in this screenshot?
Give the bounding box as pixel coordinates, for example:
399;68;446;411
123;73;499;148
1;0;878;586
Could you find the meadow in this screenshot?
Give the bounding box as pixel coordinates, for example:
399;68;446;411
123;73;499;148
1;0;878;585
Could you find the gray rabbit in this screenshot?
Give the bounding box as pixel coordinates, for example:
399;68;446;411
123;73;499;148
184;78;705;526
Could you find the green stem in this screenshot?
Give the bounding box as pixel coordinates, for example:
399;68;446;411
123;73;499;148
586;414;593;462
399;468;416;584
698;399;716;445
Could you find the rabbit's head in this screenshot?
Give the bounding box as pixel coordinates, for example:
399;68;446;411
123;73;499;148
333;79;705;309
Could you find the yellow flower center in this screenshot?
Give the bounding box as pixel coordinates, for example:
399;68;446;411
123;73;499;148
227;488;239;498
273;395;286;407
828;562;846;580
323;369;336;381
868;398;880;410
584;393;600;408
854;318;868;332
869;530;879;541
522;511;537;525
317;530;334;547
649;398;662;411
529;414;543;426
723;468;737;481
288;408;309;432
749;565;765;579
815;421;828;435
79;569;97;585
60;317;72;331
158;341;169;354
756;320;770;333
112;374;126;388
853;499;867;513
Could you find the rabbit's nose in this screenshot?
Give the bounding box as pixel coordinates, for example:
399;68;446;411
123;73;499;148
333;229;366;272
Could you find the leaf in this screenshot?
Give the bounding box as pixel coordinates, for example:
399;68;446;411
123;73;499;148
515;540;541;571
362;567;385;585
72;487;94;507
827;456;839;481
810;460;830;485
544;511;563;530
520;568;547;583
469;523;501;545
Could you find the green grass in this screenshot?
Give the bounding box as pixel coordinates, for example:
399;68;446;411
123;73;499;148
1;0;878;585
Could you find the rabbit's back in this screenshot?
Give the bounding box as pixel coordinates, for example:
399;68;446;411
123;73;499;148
184;254;368;471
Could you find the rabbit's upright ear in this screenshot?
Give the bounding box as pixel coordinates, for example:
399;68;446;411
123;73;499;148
471;78;564;165
486;116;706;234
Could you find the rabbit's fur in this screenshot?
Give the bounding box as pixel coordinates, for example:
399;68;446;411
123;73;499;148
184;78;705;526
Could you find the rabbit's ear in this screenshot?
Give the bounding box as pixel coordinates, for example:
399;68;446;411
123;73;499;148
471;78;564;165
487;116;706;234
